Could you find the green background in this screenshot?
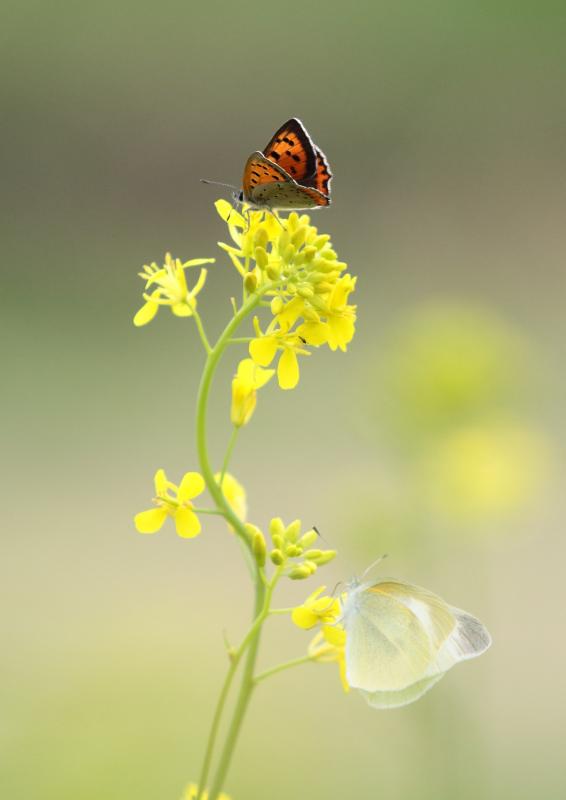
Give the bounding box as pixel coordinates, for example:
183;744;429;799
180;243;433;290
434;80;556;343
3;2;565;798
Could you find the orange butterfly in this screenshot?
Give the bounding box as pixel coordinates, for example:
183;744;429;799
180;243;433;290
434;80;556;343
203;118;332;212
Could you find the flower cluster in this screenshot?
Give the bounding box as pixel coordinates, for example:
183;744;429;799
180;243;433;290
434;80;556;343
267;518;336;579
216;201;357;389
292;586;349;691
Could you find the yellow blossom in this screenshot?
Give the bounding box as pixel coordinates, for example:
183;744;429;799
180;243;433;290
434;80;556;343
214;471;247;524
230;358;275;426
134;252;214;326
297;274;357;351
182;784;231;800
134;469;205;538
292;586;341;631
308;629;349;692
249;325;310;391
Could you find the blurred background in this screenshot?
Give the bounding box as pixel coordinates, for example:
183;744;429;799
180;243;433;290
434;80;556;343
2;1;565;798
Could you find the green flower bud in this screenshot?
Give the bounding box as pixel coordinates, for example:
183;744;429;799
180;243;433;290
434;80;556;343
252;530;267;567
285;519;301;543
297;285;314;299
272;533;284;549
314;234;331;250
254;226;269;249
269;517;285;537
302;560;318;574
244;272;258;293
298;528;319;548
302;245;317;261
303;549;337;565
285;544;302;558
292;228;307;249
266;263;280;280
270;549;285;566
283;243;296;263
288;565;311;580
254;246;268;270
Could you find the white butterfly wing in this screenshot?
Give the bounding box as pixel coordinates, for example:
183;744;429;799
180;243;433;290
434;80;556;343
344;580;456;693
346;584;492;709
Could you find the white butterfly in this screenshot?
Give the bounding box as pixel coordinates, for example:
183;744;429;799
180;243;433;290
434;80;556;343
341;577;491;709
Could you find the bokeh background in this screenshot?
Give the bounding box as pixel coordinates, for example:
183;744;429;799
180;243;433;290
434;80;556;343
3;2;566;798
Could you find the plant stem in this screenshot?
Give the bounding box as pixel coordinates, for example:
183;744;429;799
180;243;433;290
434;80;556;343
219;428;239;487
255;654;314;684
194;288;272;800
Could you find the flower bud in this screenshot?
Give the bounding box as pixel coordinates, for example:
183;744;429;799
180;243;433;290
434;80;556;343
298;528;319;548
302;560;318;574
314;234;331;250
269;517;285;538
284;519;301;543
270;296;284;315
270;548;285;565
271;533;284;549
244;272;258;293
254;226;269;249
288;565;311;580
266;263;280;280
297;285;314;299
285;544;302;558
284;244;296;263
292;227;307;249
304;549;337;565
254;246;268;270
252;530;267;567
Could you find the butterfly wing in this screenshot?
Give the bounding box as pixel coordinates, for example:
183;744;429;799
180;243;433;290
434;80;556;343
243;153;326;210
300;147;332;204
262;118;317;182
344;580;456;693
359;606;491;709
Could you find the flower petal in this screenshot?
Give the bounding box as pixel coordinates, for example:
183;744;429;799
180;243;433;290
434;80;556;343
134;508;167;534
178;472;205;502
154;468;168;494
175;508;202;538
133;300;159;327
278;348;299;390
250;336;278;367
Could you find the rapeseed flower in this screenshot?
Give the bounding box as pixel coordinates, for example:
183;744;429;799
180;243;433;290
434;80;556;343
134;469;205;538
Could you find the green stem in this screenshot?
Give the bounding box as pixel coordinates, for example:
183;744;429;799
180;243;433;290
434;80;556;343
207;574;281;800
255;654;314;684
219;428;239;487
195;288;273;800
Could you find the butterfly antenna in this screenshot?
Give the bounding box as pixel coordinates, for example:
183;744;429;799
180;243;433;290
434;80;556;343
200;179;238;190
360;554;389;582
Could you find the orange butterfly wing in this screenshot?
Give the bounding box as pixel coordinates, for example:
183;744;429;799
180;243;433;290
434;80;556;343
262;118;317;182
300;148;332;203
243;152;292;196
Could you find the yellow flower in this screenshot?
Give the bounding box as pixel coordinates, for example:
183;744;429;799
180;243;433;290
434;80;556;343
134;469;205;538
182;784;231;800
292;586;341;631
134;252;214;326
214;471;247;524
297;274;357;352
230;358;275;427
249;326;310;390
308;629;349;693
293;586;349;691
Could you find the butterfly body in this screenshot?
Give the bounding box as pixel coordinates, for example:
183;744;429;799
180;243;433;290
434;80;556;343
239;119;332;211
341;578;491;709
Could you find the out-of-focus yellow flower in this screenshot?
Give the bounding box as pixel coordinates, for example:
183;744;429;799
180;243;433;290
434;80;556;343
230;358;275;426
214;471;247;524
418;424;550;524
308;628;349;693
182;784;231;800
134;469;205;538
134;252;214;326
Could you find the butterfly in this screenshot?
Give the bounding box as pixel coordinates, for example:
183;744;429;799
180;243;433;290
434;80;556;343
341;576;491;709
203;118;332;212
